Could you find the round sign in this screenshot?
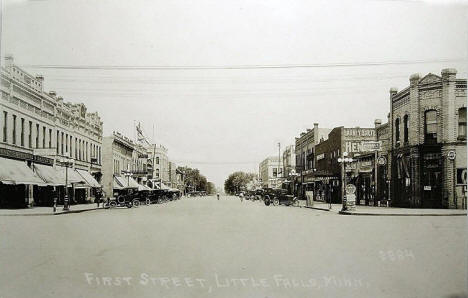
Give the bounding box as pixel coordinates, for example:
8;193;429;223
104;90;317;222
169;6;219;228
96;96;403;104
377;156;387;166
461;169;467;184
346;184;356;195
448;151;456;160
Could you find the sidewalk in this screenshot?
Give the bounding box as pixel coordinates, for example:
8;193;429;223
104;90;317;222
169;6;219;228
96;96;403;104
300;201;467;216
0;203;102;216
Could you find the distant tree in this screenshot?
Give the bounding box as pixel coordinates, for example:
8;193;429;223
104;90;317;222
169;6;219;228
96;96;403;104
206;182;216;194
224;172;256;194
178;166;209;192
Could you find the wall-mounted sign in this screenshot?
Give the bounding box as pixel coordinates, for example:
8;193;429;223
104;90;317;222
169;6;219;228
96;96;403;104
344;128;375;137
378;156;387;166
316;153;325;161
447;151;456;160
361;141;382;152
424;186;432;191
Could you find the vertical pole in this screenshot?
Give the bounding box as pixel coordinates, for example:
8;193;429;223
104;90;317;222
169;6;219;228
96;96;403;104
375;150;378;205
278;142;281;187
341;158;346;211
64;163;69;211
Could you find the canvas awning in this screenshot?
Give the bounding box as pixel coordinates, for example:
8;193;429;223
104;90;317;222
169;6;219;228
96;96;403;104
0;157;47;185
137;184;152;191
56;166;88;186
76;169;101;188
33;164;65;186
113;176;124;190
114;176;139;189
160;182;170;190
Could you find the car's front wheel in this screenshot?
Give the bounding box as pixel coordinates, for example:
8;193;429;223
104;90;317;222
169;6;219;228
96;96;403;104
273;198;280;206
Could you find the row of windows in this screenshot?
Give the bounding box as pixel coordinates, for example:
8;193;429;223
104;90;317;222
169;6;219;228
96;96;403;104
395;108;466;145
2;111;102;164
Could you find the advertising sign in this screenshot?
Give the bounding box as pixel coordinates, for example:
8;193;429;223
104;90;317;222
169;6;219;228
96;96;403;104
361;141;382;152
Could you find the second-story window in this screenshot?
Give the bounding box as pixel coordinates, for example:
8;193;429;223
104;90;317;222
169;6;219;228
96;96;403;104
156;157;160;164
29;121;32;148
403;115;409;144
425;110;438;144
12;115;16;145
21;118;25;147
3;111;7;143
395;118;400;144
458;108;467;140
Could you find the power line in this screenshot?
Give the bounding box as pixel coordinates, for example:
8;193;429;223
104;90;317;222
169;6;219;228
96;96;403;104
20;58;466;71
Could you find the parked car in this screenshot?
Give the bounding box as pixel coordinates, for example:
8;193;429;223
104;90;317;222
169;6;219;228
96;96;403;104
108;188;141;208
262;187;298;207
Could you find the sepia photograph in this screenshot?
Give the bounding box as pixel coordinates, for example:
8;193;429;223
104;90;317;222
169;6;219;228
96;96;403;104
0;0;467;297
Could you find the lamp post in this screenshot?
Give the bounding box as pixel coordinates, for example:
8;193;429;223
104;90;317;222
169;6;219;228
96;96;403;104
60;156;73;211
338;152;353;211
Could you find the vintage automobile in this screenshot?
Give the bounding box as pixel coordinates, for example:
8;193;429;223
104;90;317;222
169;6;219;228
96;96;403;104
262;187;298;207
108;188;141;208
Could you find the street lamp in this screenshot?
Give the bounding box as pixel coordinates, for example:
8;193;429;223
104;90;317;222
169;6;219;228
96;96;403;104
337;152;353;211
59;156;73;211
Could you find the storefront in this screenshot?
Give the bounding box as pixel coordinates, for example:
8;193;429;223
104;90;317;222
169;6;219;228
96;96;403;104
0;157;47;208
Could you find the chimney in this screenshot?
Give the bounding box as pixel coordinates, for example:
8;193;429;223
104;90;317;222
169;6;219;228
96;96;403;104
313;123;319;145
374;119;382;128
49;91;56;97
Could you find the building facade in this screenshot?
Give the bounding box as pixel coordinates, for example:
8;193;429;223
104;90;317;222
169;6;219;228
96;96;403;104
259;156;281;188
147;144;170;188
389;69;467;209
0;56;103;207
282;145;296;178
294;123;332;200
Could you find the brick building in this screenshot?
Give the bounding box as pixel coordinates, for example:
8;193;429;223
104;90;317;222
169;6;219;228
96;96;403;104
314;125;377;203
259;156;281;188
294;123;331;199
282;145;296;178
389;69;467;209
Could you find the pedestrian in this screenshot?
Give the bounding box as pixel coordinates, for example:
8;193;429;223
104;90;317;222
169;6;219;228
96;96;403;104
217;192;220;200
95;189;102;208
52;188;57;213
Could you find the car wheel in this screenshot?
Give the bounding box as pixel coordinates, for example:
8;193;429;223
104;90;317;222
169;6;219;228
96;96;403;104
293;198;299;207
145;199;151;205
264;196;270;206
133;199;140;207
109;201;117;208
126;201;133;208
273;198;280;206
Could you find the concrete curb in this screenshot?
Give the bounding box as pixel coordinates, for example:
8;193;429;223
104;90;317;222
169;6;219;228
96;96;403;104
339;211;467;216
302;206;333;212
0;207;101;217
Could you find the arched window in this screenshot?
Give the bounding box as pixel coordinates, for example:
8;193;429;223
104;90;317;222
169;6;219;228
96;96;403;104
425;110;438;144
403;115;409;144
395;118;400;144
458;108;467;140
156;157;160;164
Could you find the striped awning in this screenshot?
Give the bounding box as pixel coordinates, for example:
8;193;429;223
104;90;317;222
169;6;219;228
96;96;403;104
0;157;47;185
33;164;65;186
76;169;101;188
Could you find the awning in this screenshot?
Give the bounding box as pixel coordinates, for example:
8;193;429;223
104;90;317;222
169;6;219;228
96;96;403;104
160;182;170;190
137;184;152;191
33;164;65;186
76;169;101;188
0;157;47;185
114;176;139;189
113;176;123;190
56;166;87;185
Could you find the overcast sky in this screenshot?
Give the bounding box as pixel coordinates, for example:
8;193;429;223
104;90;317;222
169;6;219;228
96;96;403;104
1;0;467;188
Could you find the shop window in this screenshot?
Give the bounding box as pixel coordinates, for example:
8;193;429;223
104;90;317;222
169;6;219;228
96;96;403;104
403;115;409;144
458;108;466;140
424;110;438;144
395;118;400;145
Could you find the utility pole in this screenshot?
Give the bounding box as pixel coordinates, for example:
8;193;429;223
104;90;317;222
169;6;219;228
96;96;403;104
278;142;281;187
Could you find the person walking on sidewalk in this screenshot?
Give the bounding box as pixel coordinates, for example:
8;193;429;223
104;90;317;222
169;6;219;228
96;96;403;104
217;193;220;200
95;189;102;208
